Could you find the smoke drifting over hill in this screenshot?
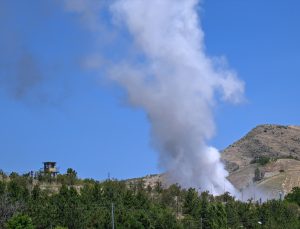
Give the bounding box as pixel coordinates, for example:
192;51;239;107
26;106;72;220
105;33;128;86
65;0;244;195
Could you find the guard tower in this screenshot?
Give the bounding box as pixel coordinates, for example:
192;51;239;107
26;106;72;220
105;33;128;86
43;162;58;177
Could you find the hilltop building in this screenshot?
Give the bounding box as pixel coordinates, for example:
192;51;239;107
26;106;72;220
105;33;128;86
43;161;58;177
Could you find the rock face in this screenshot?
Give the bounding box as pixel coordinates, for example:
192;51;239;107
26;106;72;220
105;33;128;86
222;124;300;196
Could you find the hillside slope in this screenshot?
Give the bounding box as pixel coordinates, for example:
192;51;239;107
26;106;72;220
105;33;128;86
139;125;300;197
222;124;300;196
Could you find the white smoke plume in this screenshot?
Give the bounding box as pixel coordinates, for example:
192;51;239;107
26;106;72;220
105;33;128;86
64;0;244;195
109;0;244;195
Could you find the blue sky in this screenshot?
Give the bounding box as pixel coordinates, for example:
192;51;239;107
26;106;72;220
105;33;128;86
0;0;299;180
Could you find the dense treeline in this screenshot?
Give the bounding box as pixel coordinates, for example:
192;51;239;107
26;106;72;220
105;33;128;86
1;170;300;228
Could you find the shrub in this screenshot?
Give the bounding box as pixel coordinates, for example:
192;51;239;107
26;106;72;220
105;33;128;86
251;156;270;166
6;214;34;229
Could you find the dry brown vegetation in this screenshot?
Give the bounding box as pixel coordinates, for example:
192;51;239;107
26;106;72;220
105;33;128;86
222;124;300;196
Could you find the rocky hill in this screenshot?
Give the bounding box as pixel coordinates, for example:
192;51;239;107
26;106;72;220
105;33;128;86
221;124;300;196
139;124;300;197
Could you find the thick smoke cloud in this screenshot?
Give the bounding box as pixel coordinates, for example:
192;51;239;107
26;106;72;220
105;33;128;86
110;0;244;195
65;0;245;195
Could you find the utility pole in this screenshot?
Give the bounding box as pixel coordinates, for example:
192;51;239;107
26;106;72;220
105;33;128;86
111;202;115;229
279;191;283;200
200;217;203;229
176;196;178;216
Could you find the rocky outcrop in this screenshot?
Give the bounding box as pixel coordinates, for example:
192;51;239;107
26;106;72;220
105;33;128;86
222;124;300;193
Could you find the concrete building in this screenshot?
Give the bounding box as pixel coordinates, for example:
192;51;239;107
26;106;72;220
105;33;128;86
43;162;58;177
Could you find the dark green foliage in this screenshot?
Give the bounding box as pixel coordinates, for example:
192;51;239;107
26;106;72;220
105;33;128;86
7;179;29;201
66;168;78;185
0;169;300;228
254;167;264;181
251;156;270;165
0;194;24;228
285;187;300;205
0;181;6;195
259;200;300;229
57;168;78;185
6;214;34;229
0;169;7;179
183;188;201;217
225;201;240;228
154;180;163;193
